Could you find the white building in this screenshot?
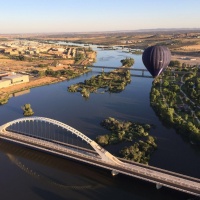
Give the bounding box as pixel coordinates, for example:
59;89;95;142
1;74;29;87
0;79;11;89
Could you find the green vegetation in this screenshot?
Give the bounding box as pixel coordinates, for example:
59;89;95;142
150;64;200;145
0;98;8;105
81;87;90;98
120;57;134;67
169;60;181;68
37;63;48;68
0;93;9;105
8;55;26;61
169;60;193;68
183;72;200;105
75;53;84;63
96;117;157;164
68;63;133;98
120;136;157;163
33;67;91;79
21;104;34;116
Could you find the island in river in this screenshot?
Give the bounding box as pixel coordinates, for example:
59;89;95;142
96;117;157;165
67;58;134;98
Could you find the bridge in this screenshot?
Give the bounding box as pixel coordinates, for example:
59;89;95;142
72;64;152;77
0;117;200;196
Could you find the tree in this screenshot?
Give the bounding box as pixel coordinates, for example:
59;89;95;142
184;114;188;120
120;58;134;67
81;87;90;98
169;60;181;67
75;53;84;62
163;80;169;87
18;55;25;61
21;104;34;116
38;70;45;77
182;63;187;68
96;135;109;146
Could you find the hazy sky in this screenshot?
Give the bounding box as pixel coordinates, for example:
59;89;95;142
0;0;199;33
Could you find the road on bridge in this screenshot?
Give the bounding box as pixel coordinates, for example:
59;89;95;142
0;129;200;197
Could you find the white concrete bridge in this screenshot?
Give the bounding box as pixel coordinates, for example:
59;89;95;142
0;117;200;196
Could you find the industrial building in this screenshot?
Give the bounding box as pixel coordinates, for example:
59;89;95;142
0;72;9;79
0;79;11;89
0;74;29;89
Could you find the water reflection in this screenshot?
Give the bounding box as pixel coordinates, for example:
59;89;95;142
0;140;191;200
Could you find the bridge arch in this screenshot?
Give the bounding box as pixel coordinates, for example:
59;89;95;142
0;116;122;165
0;116;93;143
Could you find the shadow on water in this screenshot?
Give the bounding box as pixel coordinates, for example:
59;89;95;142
0;140;194;200
32;187;67;200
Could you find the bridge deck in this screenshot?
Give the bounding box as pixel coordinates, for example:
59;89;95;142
0;129;200;196
72;64;148;71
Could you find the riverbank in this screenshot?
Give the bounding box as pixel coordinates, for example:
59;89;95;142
0;77;62;104
0;68;91;105
150;66;200;145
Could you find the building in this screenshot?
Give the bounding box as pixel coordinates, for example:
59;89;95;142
0;79;11;89
2;74;29;86
0;72;10;80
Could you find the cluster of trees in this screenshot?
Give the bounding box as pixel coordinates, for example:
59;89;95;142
120;57;134;67
95;117;157;164
81;87;90;98
75;53;84;63
45;68;62;77
120;136;157;164
0;94;9;105
96;117;151;145
150;66;200;145
37;63;48;68
21;104;34;116
33;67;89;79
169;60;181;67
169;60;198;69
183;74;200;105
68;67;131;98
9;55;27;61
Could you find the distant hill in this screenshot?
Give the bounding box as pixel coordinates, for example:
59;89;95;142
1;28;200;36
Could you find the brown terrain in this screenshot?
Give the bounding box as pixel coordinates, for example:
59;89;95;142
0;30;200;103
32;31;200;63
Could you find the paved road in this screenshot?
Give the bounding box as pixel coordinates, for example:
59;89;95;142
0;130;200;196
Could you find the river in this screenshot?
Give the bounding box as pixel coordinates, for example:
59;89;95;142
0;43;199;200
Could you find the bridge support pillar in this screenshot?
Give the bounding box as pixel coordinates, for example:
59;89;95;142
142;70;144;76
156;183;162;190
111;170;119;176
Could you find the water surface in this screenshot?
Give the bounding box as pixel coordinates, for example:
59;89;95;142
0;44;199;200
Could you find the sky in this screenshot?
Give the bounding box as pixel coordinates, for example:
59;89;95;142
0;0;200;34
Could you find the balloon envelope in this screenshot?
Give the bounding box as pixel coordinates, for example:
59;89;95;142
142;45;171;77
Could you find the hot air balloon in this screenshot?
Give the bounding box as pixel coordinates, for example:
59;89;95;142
142;45;171;77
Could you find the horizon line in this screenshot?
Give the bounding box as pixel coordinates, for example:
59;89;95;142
1;27;200;35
